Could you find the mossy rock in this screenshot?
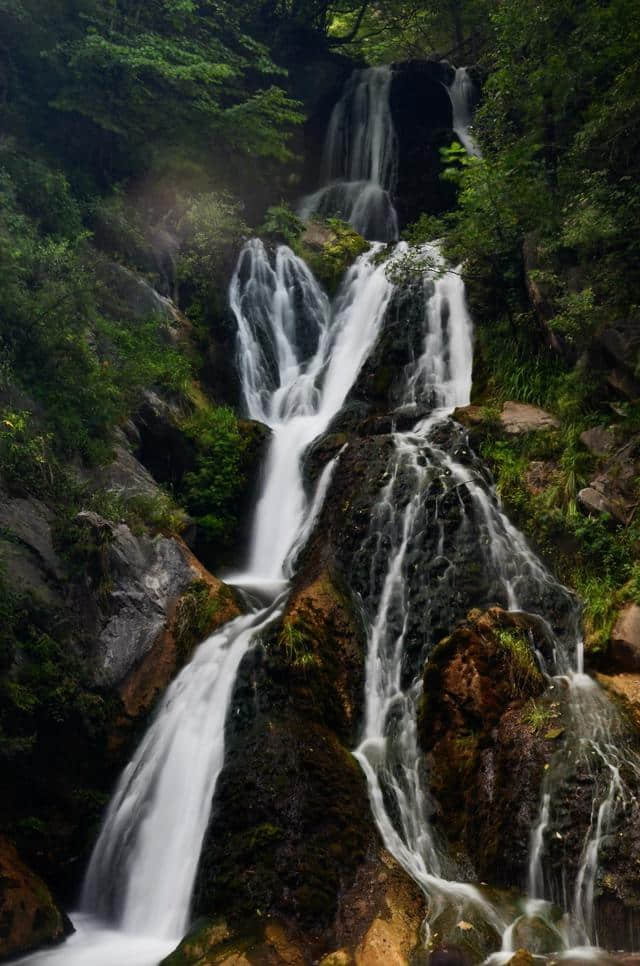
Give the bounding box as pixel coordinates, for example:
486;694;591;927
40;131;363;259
301;219;369;294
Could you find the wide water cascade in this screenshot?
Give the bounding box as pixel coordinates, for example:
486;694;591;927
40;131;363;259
16;63;640;966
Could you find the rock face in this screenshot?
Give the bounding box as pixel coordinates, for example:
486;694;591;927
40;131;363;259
0;836;69;960
577;433;639;525
390;61;457;228
193;570;374;937
418;608;559;885
72;511;202;686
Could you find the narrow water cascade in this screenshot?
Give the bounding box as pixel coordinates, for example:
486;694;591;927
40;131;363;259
447;66;481;157
299;66;399;241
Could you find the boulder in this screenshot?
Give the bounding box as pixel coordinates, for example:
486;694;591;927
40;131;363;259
499;401;560;435
302;220;338;251
579;426;617;457
609;604;640;672
0;835;69;960
72;512;206;687
577;484;631;523
165;850;424;966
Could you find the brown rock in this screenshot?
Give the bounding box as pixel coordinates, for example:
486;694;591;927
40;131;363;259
302;221;338;250
500;401;560;435
0;836;68;960
524;460;557;496
506;952;536;966
452;405;487;427
610;604;640;671
419;608;560;885
596;672;640;728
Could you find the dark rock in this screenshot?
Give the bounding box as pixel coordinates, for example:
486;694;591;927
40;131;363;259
0;835;70;960
419;608;562;885
95;258;181;325
193;570;383;942
390;60;457;227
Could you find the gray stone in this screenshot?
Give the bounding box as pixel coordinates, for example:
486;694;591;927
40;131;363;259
579;426;617;457
74;512;196;686
500;401;560;435
95;442;160;500
577;486;630;524
0;493;64;581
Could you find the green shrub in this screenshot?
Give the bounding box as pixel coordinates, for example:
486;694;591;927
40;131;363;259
181;405;245;545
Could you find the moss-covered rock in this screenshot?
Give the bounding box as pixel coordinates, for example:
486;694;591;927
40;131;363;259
0;835;70;960
300;219;369;295
419;608;563;885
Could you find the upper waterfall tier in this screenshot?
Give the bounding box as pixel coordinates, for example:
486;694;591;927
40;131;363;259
299;66;399;241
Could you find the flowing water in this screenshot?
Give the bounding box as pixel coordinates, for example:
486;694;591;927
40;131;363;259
299;65;399;241
448;65;482;157
16;63;640;965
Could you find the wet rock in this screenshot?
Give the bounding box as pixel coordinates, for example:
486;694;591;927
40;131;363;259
193;570;372;935
419;608;562;885
117;552;241;727
452;405;486;428
510;915;562;955
428;948;472;966
427;894;503;963
334;850;425;965
0;835;69;960
499;402;560;435
170;850;424;965
506;952;536;966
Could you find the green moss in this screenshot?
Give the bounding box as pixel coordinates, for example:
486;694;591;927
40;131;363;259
302;219;369;294
496;628;543;697
174;580;226;666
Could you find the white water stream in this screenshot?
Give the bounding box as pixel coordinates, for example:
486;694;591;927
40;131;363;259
16;61;639;966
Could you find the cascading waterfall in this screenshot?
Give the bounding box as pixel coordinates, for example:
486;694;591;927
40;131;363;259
299;65;399;241
350;247;640;959
16;93;399;963
16;62;640;966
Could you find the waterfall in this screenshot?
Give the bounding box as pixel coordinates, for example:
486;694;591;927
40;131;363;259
448;66;481;157
15;62;638;966
299;66;399;241
15;87;400;961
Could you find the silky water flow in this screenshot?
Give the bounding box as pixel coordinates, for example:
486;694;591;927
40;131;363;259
16;64;640;965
